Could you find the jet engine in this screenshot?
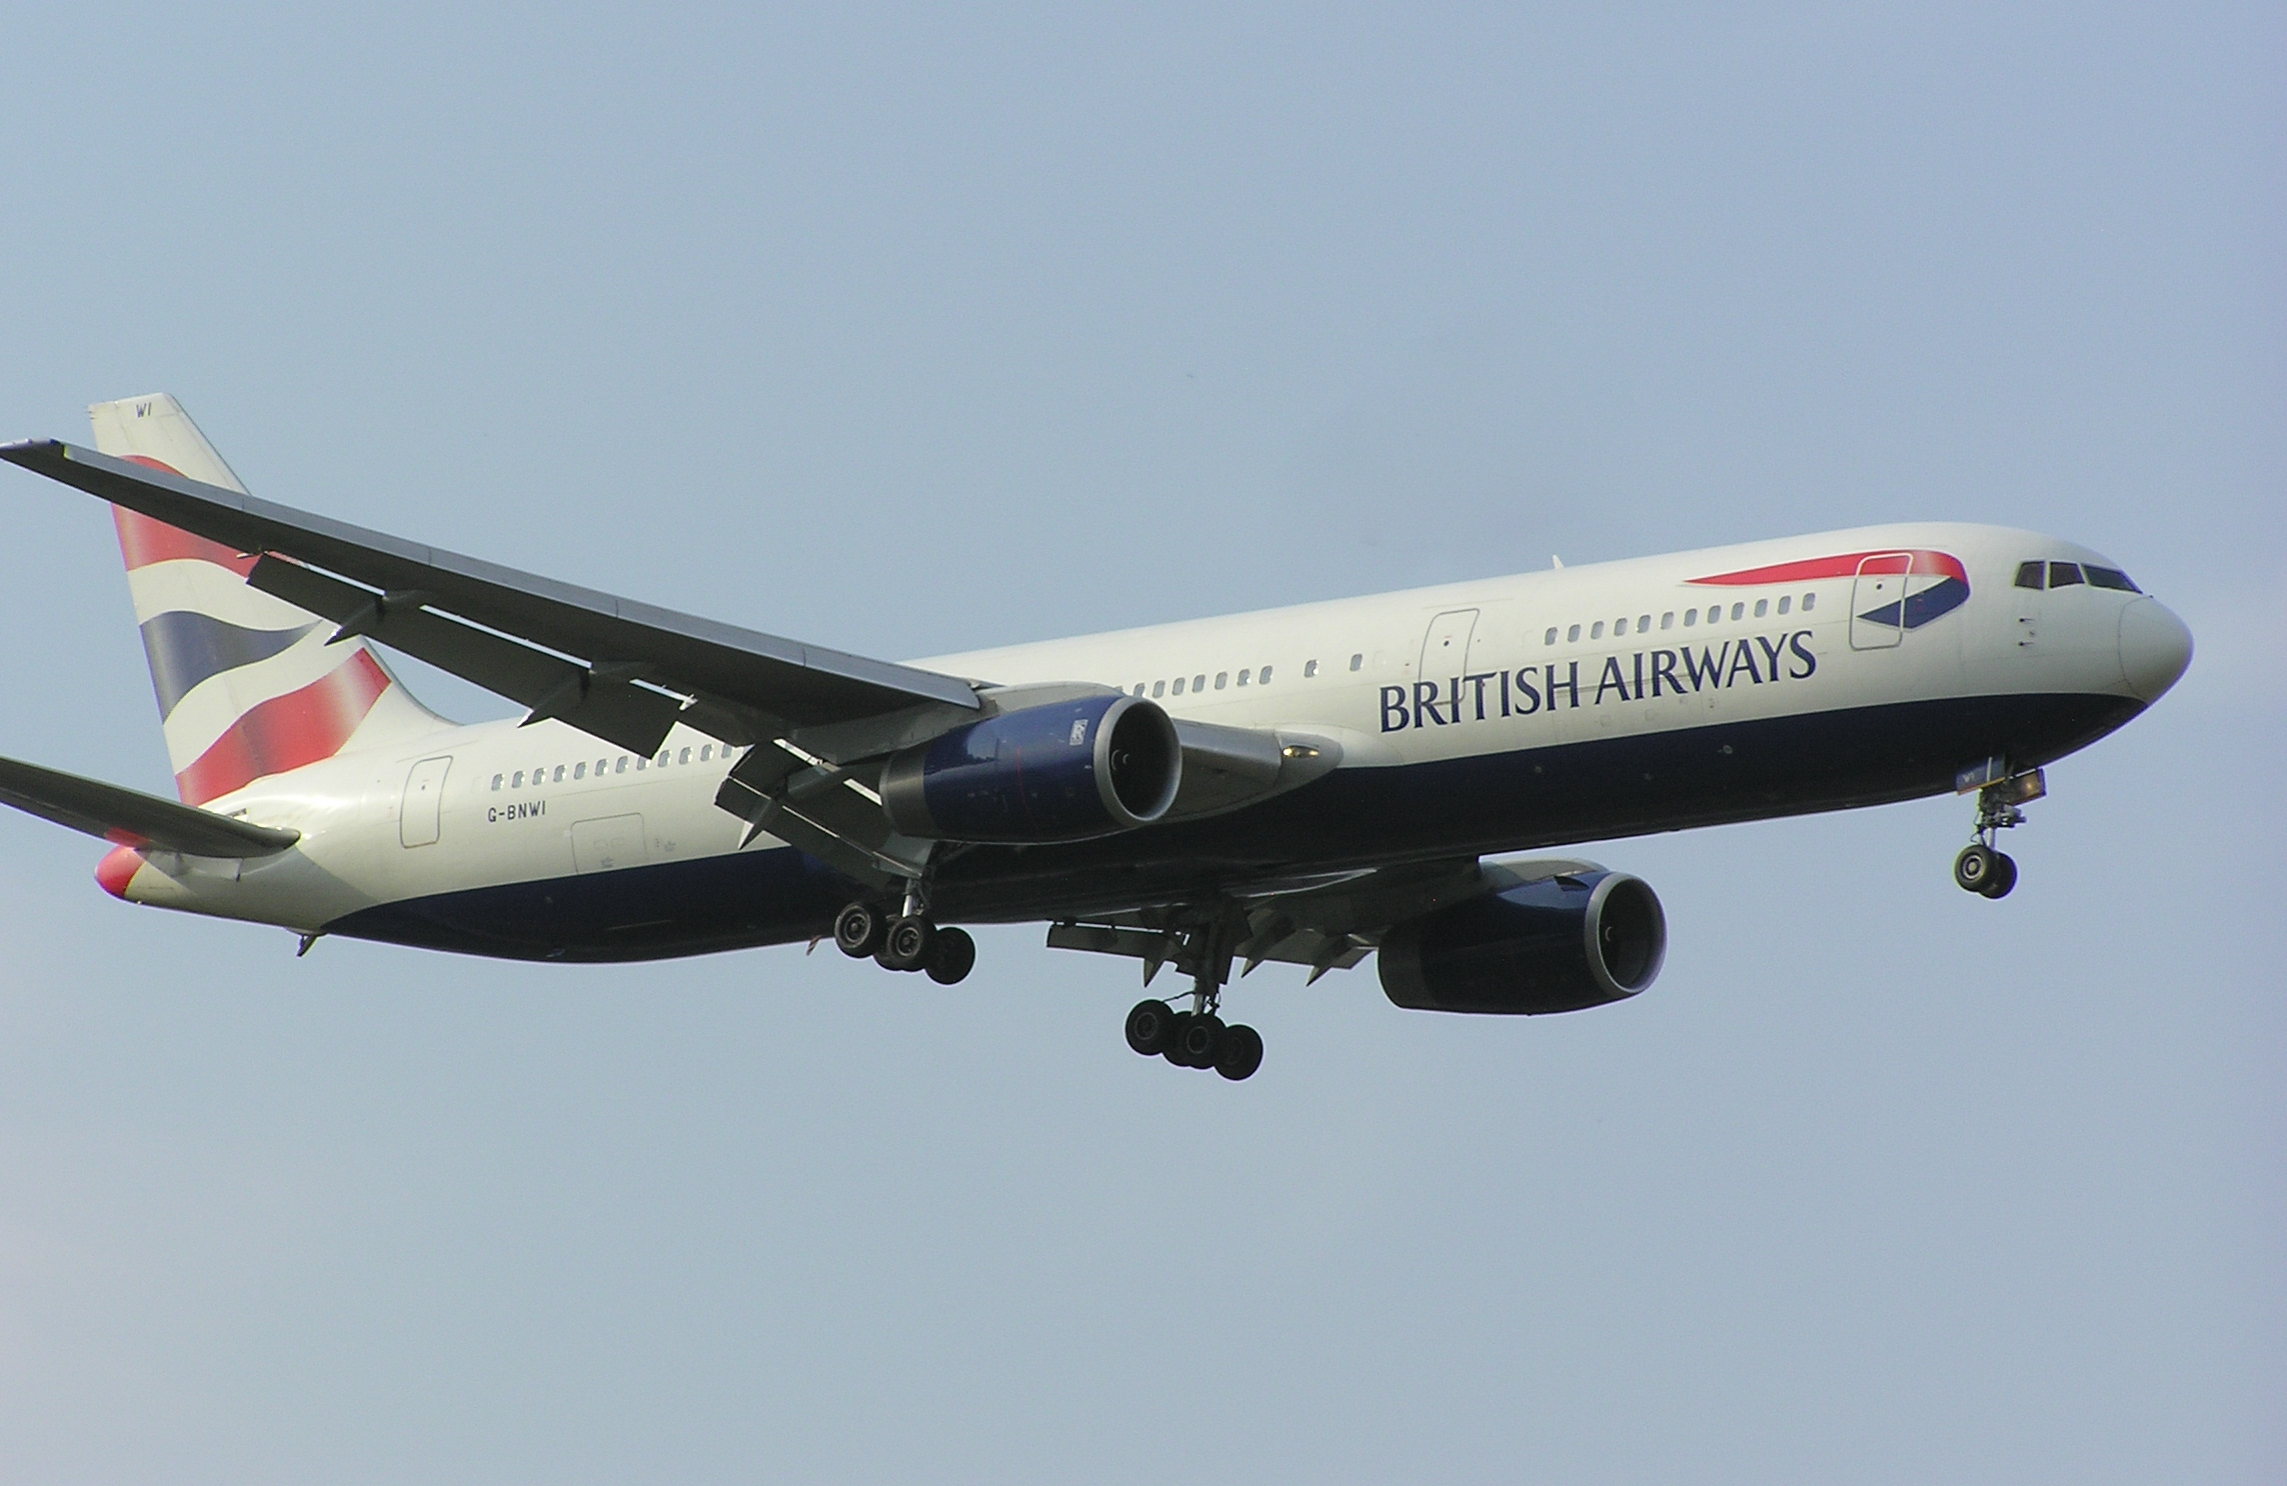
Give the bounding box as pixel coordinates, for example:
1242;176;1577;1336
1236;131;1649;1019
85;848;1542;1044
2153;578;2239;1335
1378;869;1667;1014
879;693;1181;843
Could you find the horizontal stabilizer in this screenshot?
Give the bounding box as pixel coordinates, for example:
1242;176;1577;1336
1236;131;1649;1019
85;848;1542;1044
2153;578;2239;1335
0;753;300;857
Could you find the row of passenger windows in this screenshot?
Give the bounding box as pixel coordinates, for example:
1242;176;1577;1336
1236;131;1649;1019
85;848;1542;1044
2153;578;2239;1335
1544;591;1817;646
492;742;743;791
2015;560;2139;593
1127;652;1365;699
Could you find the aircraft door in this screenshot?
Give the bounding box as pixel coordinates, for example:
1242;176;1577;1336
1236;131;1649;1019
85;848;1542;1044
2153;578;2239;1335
1849;554;1912;651
400;756;452;847
572;814;647;873
1419;609;1480;687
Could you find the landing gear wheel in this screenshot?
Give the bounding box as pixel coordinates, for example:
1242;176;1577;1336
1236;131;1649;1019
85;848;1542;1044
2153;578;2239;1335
1215;1024;1264;1081
1953;844;1999;894
877;915;937;972
925;926;976;985
1162;1011;1197;1066
1173;1013;1226;1070
1979;851;2018;899
834;901;884;958
1125;999;1174;1056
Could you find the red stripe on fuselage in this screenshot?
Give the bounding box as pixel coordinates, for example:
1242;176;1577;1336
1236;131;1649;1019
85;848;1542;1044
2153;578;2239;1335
1688;549;1968;587
174;650;391;804
112;460;260;576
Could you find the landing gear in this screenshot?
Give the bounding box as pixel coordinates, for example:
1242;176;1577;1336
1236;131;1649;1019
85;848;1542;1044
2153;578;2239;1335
1953;843;2017;899
835;890;975;983
1953;765;2042;900
1118;907;1265;1080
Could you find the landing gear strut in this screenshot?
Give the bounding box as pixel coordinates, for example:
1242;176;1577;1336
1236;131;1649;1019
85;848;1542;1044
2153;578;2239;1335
1953;765;2043;900
1119;908;1264;1080
834;889;975;985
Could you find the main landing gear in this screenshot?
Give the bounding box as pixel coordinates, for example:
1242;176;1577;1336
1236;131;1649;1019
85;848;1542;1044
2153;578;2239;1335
1118;908;1264;1081
1952;766;2045;900
1125;998;1264;1081
834;895;975;985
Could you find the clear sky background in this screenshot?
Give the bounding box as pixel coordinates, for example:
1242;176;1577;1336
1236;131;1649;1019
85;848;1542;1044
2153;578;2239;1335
0;4;2279;1482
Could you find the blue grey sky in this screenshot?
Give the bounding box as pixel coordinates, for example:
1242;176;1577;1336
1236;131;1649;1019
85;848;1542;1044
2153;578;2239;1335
1;4;2279;1481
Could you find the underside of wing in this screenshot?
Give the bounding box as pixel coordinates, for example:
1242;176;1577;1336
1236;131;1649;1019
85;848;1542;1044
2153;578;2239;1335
0;440;981;762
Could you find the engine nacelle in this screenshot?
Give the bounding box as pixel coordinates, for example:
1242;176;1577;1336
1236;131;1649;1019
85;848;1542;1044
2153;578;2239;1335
1379;870;1667;1015
879;693;1181;843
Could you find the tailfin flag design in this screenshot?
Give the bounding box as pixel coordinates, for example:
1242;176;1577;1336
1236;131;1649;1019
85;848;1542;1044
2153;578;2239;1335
89;395;449;804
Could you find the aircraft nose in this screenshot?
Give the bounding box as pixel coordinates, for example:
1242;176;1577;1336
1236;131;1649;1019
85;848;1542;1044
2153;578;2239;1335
2118;597;2193;703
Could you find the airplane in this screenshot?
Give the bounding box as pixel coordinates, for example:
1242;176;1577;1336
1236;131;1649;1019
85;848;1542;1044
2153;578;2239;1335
0;395;2192;1080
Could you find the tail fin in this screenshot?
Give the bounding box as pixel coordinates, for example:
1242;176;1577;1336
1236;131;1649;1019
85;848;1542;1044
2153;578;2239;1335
89;394;450;804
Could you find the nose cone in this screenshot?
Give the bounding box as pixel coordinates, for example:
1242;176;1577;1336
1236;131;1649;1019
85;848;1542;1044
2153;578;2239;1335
2118;597;2193;703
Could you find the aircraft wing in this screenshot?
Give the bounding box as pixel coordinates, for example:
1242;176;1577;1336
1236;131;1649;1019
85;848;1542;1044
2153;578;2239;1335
0;753;300;858
0;439;981;759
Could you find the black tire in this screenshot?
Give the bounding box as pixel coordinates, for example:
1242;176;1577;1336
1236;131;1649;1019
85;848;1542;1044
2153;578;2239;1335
1979;851;2018;899
1125;999;1174;1056
1215;1024;1264;1082
834;901;883;958
879;915;936;972
1176;1013;1225;1070
1162;1011;1197;1066
926;926;977;985
1953;844;1997;894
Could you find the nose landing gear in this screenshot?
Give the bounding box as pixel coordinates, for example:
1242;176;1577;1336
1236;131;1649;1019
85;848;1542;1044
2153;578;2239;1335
1952;764;2044;900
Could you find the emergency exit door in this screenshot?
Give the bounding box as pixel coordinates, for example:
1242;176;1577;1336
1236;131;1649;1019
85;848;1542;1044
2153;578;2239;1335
1849;554;1912;651
400;756;452;847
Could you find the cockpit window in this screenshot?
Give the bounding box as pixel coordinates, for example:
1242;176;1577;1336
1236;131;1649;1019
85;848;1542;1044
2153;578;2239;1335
2048;562;2084;587
2015;561;2045;590
2085;566;2140;592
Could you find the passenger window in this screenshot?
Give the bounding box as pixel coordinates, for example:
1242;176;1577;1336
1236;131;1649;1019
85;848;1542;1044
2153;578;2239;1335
616;756;629;773
1684;609;1697;626
1591;621;1605;640
2049;562;2084;587
1193;674;1206;692
679;747;692;765
1133;684;1145;696
1801;592;1815;611
1237;669;1250;686
1754;599;1768;618
2015;561;2046;590
574;762;586;779
553;765;567;782
1172;677;1185;695
1730;602;1745;621
1350;654;1363;671
1777;596;1790;615
491;774;503;791
700;745;713;762
1214;672;1227;690
1567;624;1581;642
2086;566;2139;592
1304;659;1319;677
1152;680;1165;698
1638;614;1651;631
512;771;524;787
597;759;608;776
1543;628;1557;645
1259;665;1273;684
1661;612;1674;630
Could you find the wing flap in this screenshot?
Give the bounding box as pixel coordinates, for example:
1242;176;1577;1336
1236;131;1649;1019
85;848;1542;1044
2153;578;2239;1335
0;754;300;858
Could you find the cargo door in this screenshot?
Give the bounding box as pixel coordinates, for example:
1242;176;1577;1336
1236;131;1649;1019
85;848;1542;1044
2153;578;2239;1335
572;814;647;873
399;756;452;847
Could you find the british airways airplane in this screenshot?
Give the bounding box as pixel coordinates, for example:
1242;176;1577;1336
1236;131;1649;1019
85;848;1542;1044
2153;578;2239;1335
0;396;2191;1079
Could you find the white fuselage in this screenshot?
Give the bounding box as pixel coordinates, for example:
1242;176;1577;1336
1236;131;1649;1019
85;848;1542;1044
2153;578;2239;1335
111;521;2175;946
